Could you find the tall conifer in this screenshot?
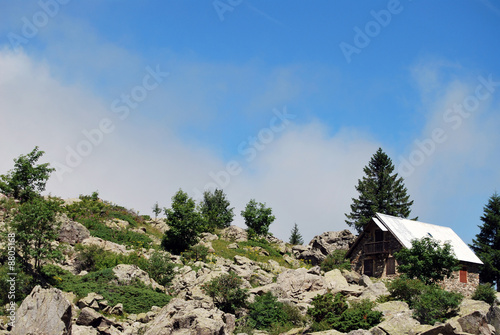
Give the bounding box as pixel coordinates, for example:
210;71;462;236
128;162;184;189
345;148;415;233
471;192;500;291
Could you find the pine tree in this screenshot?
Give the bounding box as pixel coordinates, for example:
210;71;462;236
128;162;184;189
152;202;161;220
289;223;304;245
470;192;500;291
345;148;415;233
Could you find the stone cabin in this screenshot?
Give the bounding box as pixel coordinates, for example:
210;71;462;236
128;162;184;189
345;213;483;297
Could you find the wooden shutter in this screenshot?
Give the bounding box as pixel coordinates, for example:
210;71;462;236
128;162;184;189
364;259;373;277
460;269;467;283
386;257;396;275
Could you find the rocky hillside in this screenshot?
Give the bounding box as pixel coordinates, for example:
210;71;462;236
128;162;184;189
0;195;499;335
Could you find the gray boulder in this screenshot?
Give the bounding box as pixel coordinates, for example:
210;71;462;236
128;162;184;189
144;298;233;335
276;267;325;300
112;264;163;291
487;306;500;334
12;285;72;335
298;230;356;265
220;225;248;242
57;213;90;245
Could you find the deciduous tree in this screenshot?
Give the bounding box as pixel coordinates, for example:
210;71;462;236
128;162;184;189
241;199;275;238
0;146;55;203
394;237;460;285
161;189;203;254
199;189;234;231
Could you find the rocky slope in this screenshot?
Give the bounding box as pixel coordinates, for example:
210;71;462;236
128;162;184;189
0;197;499;335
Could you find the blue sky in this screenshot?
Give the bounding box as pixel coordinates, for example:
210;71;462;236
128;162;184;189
1;0;499;244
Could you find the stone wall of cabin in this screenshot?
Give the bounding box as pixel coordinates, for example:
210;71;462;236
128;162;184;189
440;263;480;298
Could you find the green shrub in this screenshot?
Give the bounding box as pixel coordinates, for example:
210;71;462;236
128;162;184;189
412;285;462;325
202;272;248;313
320;250;351;272
472;283;497;305
74;244;148;272
247;292;288;330
388;276;426;306
0;263;34;306
307;292;382;332
388;277;462;325
181;245;209;263
146;251;176;287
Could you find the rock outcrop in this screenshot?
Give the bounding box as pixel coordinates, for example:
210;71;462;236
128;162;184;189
296;230;356;265
220;225;248;242
112;264;164;291
144;298;235;335
57;213;91;245
12;285;72;335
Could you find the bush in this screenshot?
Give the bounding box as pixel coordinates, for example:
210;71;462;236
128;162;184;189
202;272;248;313
412;285;462;325
472;283;497;305
388;276;426;306
146;251;176;287
320;250;351;272
181;245;209;263
388;277;462;325
394;237;460;285
307;292;382;332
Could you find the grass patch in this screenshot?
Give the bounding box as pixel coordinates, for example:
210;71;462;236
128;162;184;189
211;239;292;268
42;264;171;314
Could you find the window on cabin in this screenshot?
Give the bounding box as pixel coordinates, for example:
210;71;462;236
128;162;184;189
460;268;467;283
386;257;396;275
364;259;373;277
375;229;384;242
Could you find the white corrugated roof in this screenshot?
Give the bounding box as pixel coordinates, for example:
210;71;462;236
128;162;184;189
376;213;483;265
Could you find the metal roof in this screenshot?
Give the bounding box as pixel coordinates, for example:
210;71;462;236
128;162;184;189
375;213;483;265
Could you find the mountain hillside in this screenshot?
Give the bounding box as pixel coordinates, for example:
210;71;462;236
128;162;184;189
0;193;499;335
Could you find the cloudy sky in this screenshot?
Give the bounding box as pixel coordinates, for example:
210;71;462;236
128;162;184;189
1;1;499;244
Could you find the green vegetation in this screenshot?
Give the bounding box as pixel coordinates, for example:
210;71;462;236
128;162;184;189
470;192;500;291
202;272;248;313
288;223;303;245
66;193;153;249
345;148;415;233
199;189;234;232
320;249;351;272
9;196;63;275
388;277;463;325
41;265;171;314
394;237;460;285
241;199;275;238
75;245;175;287
0;146;54;203
162;189;204;254
181;245;210;263
247;292;305;334
307;292;382;332
472;283;497;305
210;238;291;268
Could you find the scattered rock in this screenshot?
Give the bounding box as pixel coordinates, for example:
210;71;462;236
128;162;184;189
221;225;248;242
297;230;356;265
276;267;325;300
144;298;232;335
12;285;72;335
324;269;349;292
82;236;132;255
228;243;239;249
358;282;389;301
342;269;361;284
112;264;164;291
105;218;129;230
457;310;493;335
